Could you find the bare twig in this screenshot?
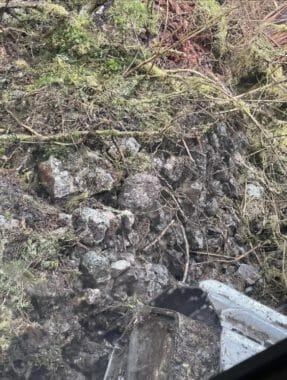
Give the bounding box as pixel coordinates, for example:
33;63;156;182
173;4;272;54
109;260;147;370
5;108;42;137
194;243;263;266
182;138;195;164
143;219;175;252
0;128;167;143
194;251;238;260
180;224;190;284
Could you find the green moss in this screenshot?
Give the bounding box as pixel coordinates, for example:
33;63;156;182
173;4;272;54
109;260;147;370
0;230;76;314
42;3;69;18
127;152;153;173
40;143;74;161
0;261;33;311
104;57;125;73
230;36;285;84
14;59;30;70
50;14;99;57
109;0;159;36
196;0;228;56
28;56;99;89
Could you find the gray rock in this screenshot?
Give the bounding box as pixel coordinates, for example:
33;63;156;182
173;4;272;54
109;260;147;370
163;155;186;182
153;156;164;171
144;263;170;297
186;181;204;203
83;288;101;305
246;182;264;199
190;229;205;250
38;153;116;199
58;212;73;227
108;137;141;158
84;166;115;194
118;173;161;213
237;263;260;285
0;214;19;230
0;77;8;89
80;251;110;285
118;251;136;265
38;156;85;199
205;198;218;217
124;137;141;153
72;207;120;246
111;260;131;277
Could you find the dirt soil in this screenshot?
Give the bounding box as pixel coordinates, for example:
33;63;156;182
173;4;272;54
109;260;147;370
0;1;287;379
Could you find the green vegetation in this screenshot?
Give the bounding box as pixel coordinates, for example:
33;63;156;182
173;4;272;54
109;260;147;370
29;56;99;88
195;0;228;56
109;0;159;36
0;230;75;314
50;14;98;57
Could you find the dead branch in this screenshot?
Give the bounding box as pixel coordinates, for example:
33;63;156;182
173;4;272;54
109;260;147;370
5;108;42;137
180;224;190;284
0;129;167;143
143;220;175;252
194;243;263;266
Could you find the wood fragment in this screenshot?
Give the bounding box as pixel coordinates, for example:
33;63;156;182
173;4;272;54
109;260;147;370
5;108;43;137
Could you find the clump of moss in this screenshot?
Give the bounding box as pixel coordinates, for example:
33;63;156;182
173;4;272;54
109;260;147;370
50;14;99;57
127;152;153;173
42;3;69;18
28;55;98;89
230;35;285;85
109;0;159;36
195;0;228;56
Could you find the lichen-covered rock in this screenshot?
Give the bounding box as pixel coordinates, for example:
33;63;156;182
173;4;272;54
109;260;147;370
177;180;205;205
108;137;141;158
118;173;161;213
163;155;187;182
137;263;170;299
38;156;85;199
82;288;101;305
72;207;120;246
111;260;131;277
237;263;261;285
80;250;111;285
246;182;264;199
0;214;20;230
38;152;117;199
